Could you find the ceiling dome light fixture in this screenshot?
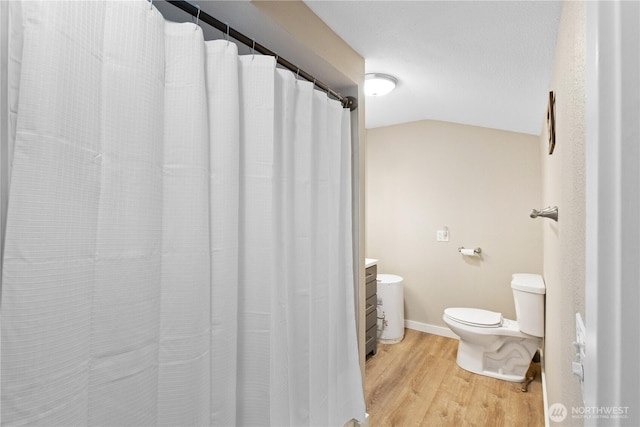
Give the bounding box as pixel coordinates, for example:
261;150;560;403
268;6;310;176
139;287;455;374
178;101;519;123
364;73;398;96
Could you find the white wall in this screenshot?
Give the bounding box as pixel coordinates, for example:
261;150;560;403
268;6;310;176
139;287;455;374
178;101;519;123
540;1;586;422
366;119;542;329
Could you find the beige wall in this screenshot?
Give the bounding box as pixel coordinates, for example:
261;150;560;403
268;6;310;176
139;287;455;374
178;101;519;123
541;1;585;421
366;120;542;329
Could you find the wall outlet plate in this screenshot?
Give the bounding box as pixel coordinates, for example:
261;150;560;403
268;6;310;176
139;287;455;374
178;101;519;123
436;229;449;242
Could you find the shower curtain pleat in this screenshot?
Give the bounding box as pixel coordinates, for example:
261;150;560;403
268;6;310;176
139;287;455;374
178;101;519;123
6;0;24;191
2;2;105;424
88;4;165;425
158;22;211;426
272;73;315;425
235;53;276;425
309;90;330;424
271;68;294;425
1;1;365;426
204;40;241;426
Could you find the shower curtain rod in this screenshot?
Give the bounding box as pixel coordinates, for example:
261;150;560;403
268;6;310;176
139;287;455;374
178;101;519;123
165;0;358;111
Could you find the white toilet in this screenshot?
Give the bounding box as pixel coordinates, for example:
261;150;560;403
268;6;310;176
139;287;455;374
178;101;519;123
442;273;545;382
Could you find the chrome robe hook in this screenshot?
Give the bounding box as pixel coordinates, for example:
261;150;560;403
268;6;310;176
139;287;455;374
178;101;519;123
530;206;558;221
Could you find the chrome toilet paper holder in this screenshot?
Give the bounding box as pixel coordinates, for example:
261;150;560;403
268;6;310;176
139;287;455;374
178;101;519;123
458;247;482;255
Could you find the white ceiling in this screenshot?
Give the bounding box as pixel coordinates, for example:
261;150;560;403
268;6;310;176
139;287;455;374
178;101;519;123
304;1;563;134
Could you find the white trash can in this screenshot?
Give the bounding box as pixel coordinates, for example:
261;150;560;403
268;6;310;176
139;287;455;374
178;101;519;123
376;274;404;344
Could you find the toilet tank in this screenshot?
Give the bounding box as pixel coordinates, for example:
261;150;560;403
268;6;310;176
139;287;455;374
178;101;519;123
511;273;546;337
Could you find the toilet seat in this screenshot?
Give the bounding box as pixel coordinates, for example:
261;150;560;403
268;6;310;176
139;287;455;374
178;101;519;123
444;307;502;328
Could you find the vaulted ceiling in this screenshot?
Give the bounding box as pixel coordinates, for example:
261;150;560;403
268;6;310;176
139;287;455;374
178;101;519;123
305;1;562;134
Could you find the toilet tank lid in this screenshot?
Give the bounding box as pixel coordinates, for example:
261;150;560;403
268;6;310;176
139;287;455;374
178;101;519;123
511;273;545;294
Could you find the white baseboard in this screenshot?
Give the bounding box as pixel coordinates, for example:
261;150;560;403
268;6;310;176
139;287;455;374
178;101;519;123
404;319;459;340
540;348;549;427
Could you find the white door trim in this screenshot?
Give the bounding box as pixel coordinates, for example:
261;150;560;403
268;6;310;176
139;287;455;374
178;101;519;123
585;1;640;424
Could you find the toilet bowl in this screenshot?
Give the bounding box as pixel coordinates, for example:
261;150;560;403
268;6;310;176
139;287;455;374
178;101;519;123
443;273;545;382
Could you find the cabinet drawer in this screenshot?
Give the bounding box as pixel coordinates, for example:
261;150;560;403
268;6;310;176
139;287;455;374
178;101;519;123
365;322;377;355
365;263;378;357
366;323;377;341
365;265;377;284
366;305;377;329
365;279;376;299
365;294;377;315
365;334;376;355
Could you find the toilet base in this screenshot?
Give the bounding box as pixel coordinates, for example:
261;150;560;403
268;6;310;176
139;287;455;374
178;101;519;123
455;337;540;382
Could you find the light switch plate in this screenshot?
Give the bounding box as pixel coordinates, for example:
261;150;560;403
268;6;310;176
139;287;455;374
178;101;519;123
436;229;449;242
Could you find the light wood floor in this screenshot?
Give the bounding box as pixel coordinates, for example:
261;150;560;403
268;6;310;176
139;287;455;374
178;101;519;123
365;329;544;427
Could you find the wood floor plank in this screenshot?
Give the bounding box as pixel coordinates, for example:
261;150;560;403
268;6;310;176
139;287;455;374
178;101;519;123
365;331;431;423
365;329;544;427
382;353;450;427
373;339;439;426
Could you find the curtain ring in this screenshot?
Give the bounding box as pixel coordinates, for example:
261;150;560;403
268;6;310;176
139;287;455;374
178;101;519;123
251;39;256;58
296;69;300;80
194;5;201;27
149;0;153;10
224;22;230;43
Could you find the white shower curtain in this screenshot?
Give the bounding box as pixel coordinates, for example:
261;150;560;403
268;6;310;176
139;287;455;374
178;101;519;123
0;1;365;426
